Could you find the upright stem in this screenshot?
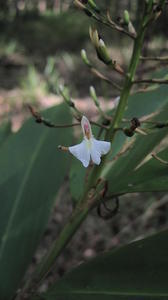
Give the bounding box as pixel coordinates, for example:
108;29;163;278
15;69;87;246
35;19;145;282
33;204;91;283
20;3;162;298
84;13;147;193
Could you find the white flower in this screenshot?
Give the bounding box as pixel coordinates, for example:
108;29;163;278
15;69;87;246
113;96;120;108
69;116;111;168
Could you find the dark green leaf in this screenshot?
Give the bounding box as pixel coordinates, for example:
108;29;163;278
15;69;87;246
111;84;168;158
116;147;168;193
0;121;12;147
105;102;168;194
69;159;86;202
41;230;168;300
0;104;72;300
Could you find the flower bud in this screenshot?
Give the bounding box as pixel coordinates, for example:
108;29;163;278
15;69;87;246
90;86;99;107
81;49;91;67
89;27;99;48
124;10;130;25
97;39;112;65
87;0;100;13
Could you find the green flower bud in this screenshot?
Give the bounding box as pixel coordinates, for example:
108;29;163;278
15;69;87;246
81;49;91;67
87;0;100;13
89;27;99;48
90;86;99;107
97;39;112;65
124;10;130;25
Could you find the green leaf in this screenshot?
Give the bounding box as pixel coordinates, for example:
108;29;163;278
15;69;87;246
125;84;168;119
0;104;73;300
111;84;168;158
105;102;168;194
69;159;86;202
116;147;168;193
0;121;12;147
40;230;168;300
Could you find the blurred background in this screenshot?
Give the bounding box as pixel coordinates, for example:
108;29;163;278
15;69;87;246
1;0;168;291
0;0;168;130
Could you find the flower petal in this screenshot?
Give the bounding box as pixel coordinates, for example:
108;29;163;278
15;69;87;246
90;147;101;165
92;139;111;155
69;140;90;168
90;139;110;165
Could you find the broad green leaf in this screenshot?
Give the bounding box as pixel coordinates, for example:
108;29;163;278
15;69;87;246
105;102;168;194
69;159;86;202
111;84;168;158
0;121;12;147
0;104;72;300
114;147;168;194
40;229;168;300
125;84;168;119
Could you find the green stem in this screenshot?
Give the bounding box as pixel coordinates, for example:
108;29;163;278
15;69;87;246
32;19;146;284
17;203;92;299
34;204;90;282
21;2;164;298
84;14;147;193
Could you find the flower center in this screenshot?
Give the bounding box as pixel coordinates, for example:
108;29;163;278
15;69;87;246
84;123;91;139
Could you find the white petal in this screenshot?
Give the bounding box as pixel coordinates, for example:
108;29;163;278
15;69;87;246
90;139;110;165
90;147;101;165
69;140;90;168
92;139;111;155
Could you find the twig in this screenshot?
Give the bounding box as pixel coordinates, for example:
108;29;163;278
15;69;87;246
58;145;69;151
133;78;168;85
151;152;168;165
91;68;122;91
140;55;168;62
106;10;135;39
89;86;112;122
28;105;80;128
111;139;135;162
90;120;109;130
28;105;109;130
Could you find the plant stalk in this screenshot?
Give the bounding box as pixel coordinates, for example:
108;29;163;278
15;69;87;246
20;2;163;298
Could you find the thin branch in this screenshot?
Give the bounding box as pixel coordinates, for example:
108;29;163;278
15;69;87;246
151;152;168;165
81;0;135;39
106;10;135;39
133;78;168;85
90;120;109;130
58;145;69;151
109;60;125;76
140;55;168;62
91;68;122;91
28;105;109;130
111;139;135;162
28;105;80;128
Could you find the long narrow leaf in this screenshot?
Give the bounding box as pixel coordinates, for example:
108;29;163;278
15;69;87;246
0;104;72;300
41;230;168;300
